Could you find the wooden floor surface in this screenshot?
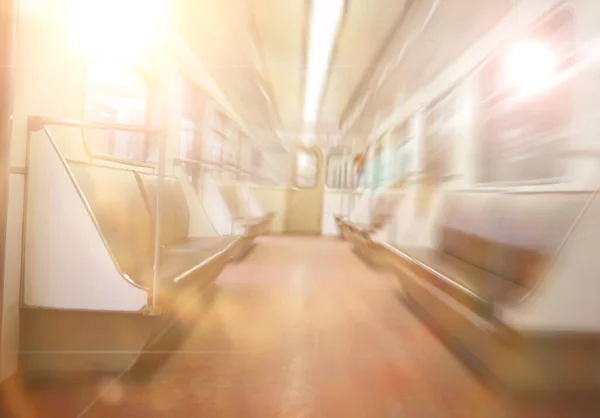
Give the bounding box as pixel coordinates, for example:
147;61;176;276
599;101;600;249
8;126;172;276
2;236;600;417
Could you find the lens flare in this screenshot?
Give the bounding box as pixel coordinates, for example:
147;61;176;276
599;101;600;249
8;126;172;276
503;41;556;95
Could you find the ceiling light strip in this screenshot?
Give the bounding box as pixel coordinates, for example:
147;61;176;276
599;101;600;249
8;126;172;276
303;0;345;124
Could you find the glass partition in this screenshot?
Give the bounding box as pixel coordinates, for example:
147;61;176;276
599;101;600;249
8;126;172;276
326;152;355;190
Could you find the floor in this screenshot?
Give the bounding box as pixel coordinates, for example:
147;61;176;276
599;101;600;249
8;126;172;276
2;236;600;417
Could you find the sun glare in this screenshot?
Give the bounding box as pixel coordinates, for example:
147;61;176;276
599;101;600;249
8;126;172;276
68;0;167;60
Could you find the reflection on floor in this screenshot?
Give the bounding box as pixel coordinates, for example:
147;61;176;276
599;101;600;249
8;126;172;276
2;236;600;417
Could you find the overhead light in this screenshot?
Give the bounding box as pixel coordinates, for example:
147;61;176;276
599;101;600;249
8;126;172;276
303;0;344;124
503;41;556;95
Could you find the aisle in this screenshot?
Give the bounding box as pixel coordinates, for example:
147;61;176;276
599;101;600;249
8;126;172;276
4;237;600;417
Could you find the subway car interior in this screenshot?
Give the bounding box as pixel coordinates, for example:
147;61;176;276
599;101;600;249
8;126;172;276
1;0;600;416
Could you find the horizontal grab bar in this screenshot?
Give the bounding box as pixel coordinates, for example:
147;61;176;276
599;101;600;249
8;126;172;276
27;116;163;170
27;116;165;134
174;158;257;177
174;158;281;184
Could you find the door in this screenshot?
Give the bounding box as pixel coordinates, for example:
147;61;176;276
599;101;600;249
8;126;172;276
286;147;323;234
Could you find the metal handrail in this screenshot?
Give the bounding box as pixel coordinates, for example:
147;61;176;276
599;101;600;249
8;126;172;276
175;157;247;173
27;116;164;134
27;116;163;170
174;157;279;184
26;117;271;309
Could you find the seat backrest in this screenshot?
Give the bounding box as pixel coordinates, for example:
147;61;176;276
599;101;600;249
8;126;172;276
217;183;247;218
370;190;402;230
68;162;154;275
438;191;587;290
493;193;587;289
349;189;374;224
137;174;191;246
239;183;264;217
437;192;499;271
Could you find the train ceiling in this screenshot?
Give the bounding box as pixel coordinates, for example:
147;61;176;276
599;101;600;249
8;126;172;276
173;0;512;146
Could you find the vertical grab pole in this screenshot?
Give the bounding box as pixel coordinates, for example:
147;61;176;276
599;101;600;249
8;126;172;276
152;129;167;308
348;142;355;218
341;147;347;214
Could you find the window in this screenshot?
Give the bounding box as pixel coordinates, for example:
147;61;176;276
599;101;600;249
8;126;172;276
179;118;195;159
326;152;354;189
387;137;415;186
478;9;574;183
220;129;237;165
211;136;223;162
252;147;262;173
83;61;152;162
381;122;415;186
180;78;204;161
295;150;318;188
423;90;460;182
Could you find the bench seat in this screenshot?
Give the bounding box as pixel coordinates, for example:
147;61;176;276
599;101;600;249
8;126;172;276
378;191;594;391
235;215;270;237
335;190;401;243
134;238;238;286
386;244;509;317
216;182;272;237
68;161;239;291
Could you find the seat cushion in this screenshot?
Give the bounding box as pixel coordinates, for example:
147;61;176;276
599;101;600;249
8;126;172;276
346;221;373;234
370;190;401;230
137;174;191;246
134;237;238;286
392;245;518;315
166;236;238;253
234;215;267;226
157;249;221;284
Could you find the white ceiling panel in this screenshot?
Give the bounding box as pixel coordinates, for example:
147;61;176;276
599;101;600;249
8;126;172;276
319;0;408;126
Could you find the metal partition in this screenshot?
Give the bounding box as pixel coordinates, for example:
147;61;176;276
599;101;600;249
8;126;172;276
25;116;165;308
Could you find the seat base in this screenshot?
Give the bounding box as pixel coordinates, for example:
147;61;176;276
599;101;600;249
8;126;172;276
401;272;600;392
19;307;163;375
388;245;510;316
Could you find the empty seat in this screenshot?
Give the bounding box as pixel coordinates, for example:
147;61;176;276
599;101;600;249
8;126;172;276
337;189;402;258
217;182;271;237
137;173;239;253
338;189;400;232
381;191;597;391
238;182;275;223
68;162;154;284
137;172;241;286
388;192;581;313
136;174;191;247
68;162;238;291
